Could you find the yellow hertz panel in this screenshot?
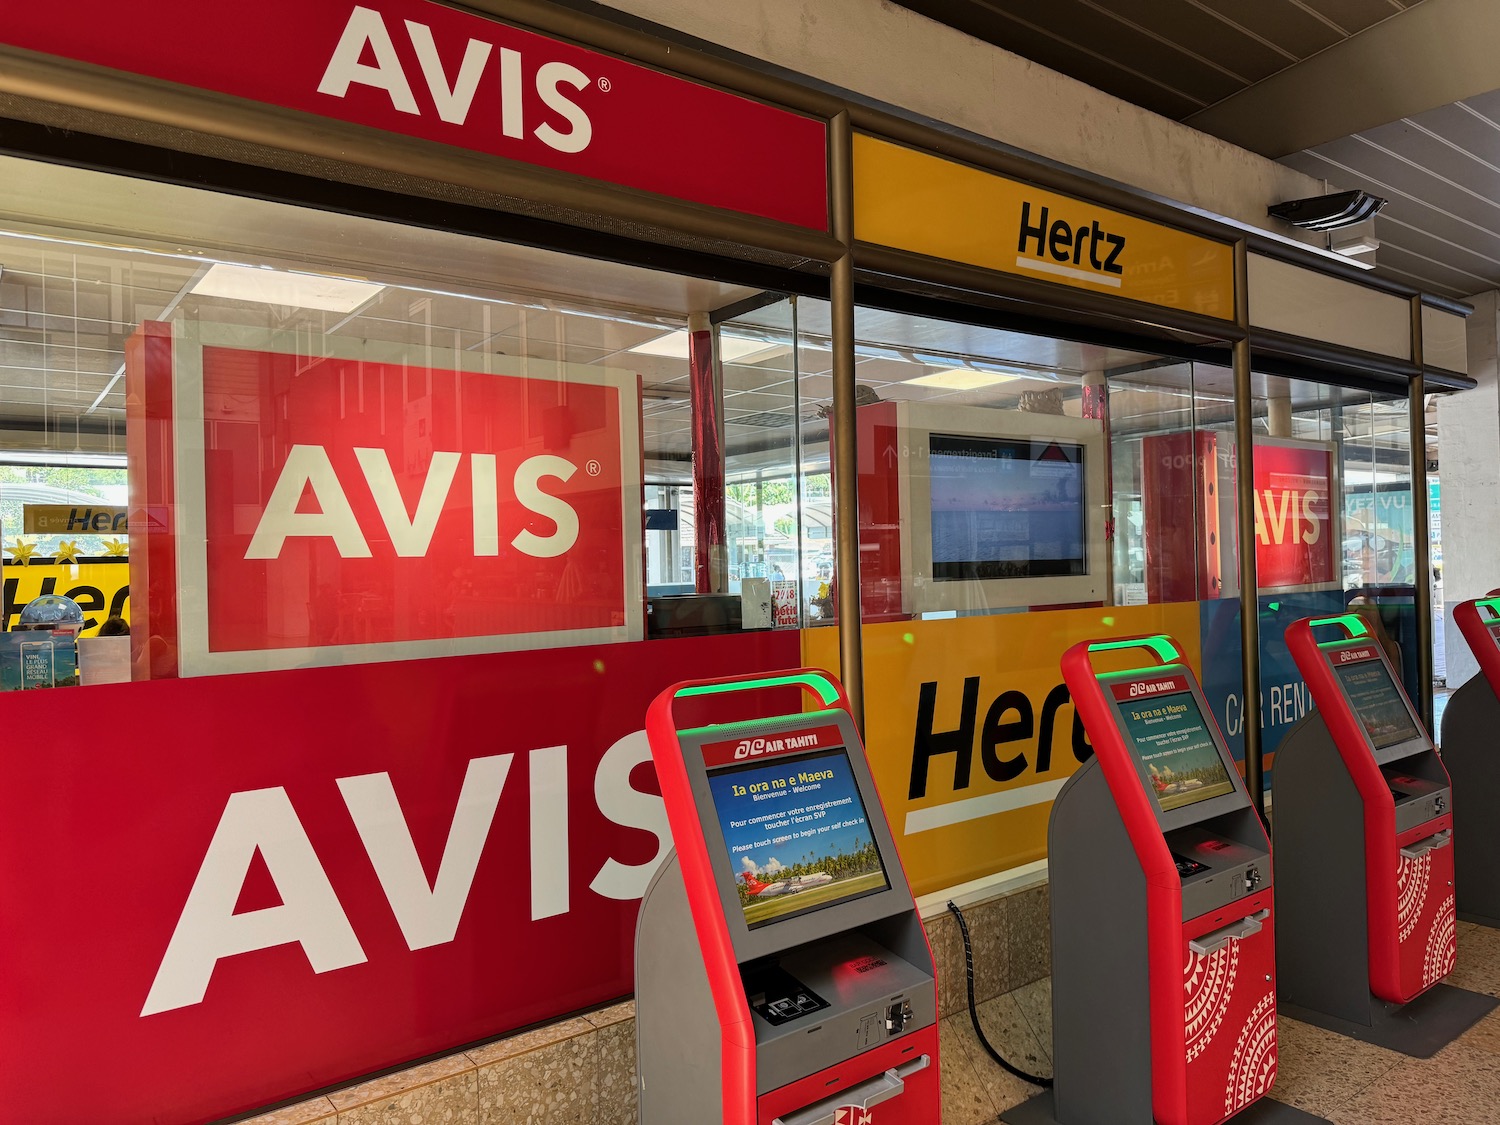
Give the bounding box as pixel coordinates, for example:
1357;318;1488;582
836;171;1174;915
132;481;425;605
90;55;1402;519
803;602;1202;896
854;134;1235;321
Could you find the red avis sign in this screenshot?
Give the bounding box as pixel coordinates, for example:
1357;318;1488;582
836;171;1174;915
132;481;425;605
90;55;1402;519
0;631;800;1124
2;0;828;230
1251;441;1335;589
170;323;642;674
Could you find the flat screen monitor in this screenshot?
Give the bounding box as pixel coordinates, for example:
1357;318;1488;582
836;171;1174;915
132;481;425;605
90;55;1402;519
705;746;890;931
1116;686;1237;814
927;433;1087;582
1333;655;1423;751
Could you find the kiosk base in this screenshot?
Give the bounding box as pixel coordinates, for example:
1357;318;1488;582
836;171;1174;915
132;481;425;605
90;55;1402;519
1001;1089;1332;1125
1279;984;1496;1058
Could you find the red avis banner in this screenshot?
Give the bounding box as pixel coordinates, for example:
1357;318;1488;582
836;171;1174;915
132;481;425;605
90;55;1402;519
1252;440;1335;590
166;323;642;676
2;0;828;230
1142;434;1336;599
0;631;800;1124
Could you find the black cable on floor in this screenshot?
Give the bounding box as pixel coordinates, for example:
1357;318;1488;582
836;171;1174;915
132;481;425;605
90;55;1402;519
947;900;1054;1088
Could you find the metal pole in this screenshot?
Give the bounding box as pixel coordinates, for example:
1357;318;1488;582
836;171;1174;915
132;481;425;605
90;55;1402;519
1233;239;1265;818
830;110;865;733
1410;297;1435;732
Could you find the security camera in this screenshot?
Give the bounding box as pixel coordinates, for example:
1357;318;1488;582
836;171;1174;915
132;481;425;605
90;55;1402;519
1267;190;1387;231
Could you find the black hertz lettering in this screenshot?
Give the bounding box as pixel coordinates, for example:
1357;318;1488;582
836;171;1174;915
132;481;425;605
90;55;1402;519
909;677;1093;800
1017;202;1125;276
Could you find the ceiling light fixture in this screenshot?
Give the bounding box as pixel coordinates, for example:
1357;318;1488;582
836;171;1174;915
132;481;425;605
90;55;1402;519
627;329;781;362
189;263;384;312
904;367;1017;391
1267;190;1387;231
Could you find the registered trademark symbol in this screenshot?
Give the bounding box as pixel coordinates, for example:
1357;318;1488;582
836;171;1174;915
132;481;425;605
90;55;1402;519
586;459;603;476
597;76;613;93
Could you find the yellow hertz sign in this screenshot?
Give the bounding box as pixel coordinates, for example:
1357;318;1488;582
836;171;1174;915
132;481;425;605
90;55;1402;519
3;560;130;636
854;134;1235;321
804;603;1200;896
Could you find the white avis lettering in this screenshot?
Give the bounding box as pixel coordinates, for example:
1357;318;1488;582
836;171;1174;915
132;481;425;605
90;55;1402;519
1016;201;1125;287
142;734;668;1016
1253;489;1323;547
244;446;579;560
318;6;594;153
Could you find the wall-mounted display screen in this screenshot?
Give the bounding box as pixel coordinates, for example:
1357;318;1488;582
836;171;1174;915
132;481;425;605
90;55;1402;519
1333;656;1423;750
928;433;1087;581
1118;689;1237;813
706;747;890;930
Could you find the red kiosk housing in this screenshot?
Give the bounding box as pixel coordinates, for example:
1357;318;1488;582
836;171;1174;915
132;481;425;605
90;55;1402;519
1271;613;1494;1056
1008;634;1279;1125
1441;595;1500;926
636;670;939;1125
1281;614;1454;1007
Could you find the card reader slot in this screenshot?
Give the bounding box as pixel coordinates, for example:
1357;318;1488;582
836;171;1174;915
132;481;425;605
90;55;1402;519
1400;828;1453;860
771;1056;930;1125
1189;909;1270;956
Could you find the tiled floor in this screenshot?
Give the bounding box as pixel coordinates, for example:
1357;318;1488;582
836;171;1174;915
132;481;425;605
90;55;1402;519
950;921;1500;1125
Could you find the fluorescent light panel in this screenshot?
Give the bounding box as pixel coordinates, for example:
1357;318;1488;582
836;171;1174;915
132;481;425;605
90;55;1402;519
190;263;384;313
628;329;779;362
905;367;1018;391
0;450;127;468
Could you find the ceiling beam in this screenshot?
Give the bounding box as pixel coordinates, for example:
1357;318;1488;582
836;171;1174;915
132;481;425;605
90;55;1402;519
1185;0;1500;159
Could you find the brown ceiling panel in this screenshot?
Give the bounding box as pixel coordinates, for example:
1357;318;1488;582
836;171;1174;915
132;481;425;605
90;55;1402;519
982;0;1247;106
1095;0;1296;87
1362;240;1485;298
894;0;1205;118
1190;0;1345;59
1296;0;1407;36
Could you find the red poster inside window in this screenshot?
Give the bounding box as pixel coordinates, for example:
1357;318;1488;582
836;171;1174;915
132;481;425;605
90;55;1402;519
167;323;643;675
1252;441;1336;590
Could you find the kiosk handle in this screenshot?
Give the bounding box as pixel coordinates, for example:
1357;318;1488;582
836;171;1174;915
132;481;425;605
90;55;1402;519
1189;909;1270;957
1401;828;1453;860
771;1056;931;1125
1076;633;1189;674
665;668;852;726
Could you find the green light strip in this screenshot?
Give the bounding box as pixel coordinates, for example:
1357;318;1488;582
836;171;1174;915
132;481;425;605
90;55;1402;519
675;672;841;706
1308;613;1371;639
1477;597;1500;623
678;708;843;740
1086;634;1183;665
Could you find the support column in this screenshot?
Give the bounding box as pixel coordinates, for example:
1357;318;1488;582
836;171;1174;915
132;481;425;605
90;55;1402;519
1234;240;1264;818
689;311;727;593
1436;291;1500;690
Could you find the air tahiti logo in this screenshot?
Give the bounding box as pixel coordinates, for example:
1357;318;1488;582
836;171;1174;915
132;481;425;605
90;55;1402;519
734;733;822;760
835;1108;873;1125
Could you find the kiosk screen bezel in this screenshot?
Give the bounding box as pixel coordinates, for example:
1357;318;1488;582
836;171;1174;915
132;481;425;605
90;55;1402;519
678;708;914;963
1320;640;1431;765
1097;665;1250;831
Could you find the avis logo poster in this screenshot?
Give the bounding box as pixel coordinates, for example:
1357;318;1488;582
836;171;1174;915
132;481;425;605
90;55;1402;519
165;322;642;676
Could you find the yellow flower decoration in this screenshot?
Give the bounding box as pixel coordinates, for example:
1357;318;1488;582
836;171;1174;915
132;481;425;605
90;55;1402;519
53;540;82;564
101;538;129;557
7;539;36;565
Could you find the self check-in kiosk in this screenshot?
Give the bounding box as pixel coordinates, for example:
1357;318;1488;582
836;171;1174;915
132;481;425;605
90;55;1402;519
1008;634;1279;1125
637;670;939;1125
1275;614;1483;1049
1443;595;1500;927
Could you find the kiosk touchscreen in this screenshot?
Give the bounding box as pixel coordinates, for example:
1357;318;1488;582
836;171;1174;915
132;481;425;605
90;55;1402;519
637;670;938;1125
1007;635;1278;1125
1443;595;1500;927
1276;614;1471;1045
